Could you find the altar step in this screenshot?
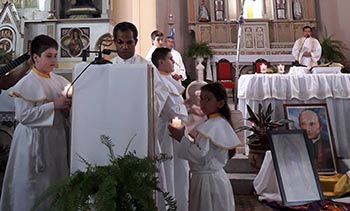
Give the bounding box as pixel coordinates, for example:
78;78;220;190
224;154;259;195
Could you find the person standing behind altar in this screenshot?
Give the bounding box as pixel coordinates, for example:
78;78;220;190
168;82;240;211
166;36;187;84
0;35;71;211
292;26;322;68
112;21;168;115
151;47;190;211
145;30;164;61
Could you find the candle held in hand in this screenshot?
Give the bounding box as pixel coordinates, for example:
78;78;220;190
171;117;182;128
62;84;73;98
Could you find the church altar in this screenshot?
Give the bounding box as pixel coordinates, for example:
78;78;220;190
237;73;350;158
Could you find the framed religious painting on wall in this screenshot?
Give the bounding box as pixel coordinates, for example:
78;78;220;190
275;0;286;19
268;129;323;206
283;103;337;174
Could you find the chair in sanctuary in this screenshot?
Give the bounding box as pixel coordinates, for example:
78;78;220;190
216;58;235;100
253;58;269;73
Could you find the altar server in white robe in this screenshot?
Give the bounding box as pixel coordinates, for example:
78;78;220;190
166;36;187;83
168;82;240;211
0;35;71;211
152;47;190;211
292;25;322;68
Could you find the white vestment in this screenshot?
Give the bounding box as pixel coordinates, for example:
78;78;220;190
178;115;240;211
170;49;187;81
0;70;69;211
292;37;322;68
157;73;189;211
145;46;157;62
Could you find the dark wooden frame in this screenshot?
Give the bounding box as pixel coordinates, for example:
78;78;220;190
268;129;323;206
283;103;337;174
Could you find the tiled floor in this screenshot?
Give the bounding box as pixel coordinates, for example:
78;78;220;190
235;194;275;211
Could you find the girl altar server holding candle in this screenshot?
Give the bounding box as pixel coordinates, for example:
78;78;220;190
151;47;189;211
168;82;240;211
0;35;71;211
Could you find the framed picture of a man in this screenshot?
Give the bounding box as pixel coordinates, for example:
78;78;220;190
283;103;337;174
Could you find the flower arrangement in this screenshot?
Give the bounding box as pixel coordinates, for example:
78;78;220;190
32;135;176;211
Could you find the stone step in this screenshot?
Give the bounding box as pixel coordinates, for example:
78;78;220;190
227;173;257;195
224;153;259;174
225;154;259;195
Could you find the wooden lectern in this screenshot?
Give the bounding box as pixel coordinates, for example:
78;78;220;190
70;63;155;173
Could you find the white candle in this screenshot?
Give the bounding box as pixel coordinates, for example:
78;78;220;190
171;117;182;128
260;64;267;73
62;84;73;98
278;64;285;73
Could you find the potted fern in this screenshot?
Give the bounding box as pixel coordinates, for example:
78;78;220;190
32;135;176;211
188;41;213;81
320;35;348;64
188;41;212;59
236;103;292;169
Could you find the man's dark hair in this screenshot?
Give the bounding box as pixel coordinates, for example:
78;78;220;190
113;21;138;41
31;34;58;58
150;30;164;41
303;26;312;31
167;36;174;40
151;47;171;68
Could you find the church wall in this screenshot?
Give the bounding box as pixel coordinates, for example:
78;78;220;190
317;0;350;65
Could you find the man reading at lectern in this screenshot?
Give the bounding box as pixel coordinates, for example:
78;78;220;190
292;26;322;68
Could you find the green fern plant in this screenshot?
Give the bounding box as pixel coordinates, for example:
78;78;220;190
32;135;176;211
188;41;213;58
320;35;348;64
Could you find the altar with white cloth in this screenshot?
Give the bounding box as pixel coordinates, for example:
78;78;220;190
70;63;155;173
238;73;350;158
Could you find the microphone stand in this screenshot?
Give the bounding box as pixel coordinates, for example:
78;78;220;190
233;0;246;110
81;49;112;64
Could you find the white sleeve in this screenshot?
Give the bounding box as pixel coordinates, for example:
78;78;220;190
177;134;211;165
15;97;55;126
311;39;322;63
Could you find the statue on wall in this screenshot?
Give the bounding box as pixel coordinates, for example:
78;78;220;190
198;1;210;22
66;0;100;18
293;0;302;20
73;0;95;7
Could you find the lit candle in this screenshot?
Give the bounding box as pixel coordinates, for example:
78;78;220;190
171;117;182;128
62;84;73;98
260;64;267;73
278;64;285;73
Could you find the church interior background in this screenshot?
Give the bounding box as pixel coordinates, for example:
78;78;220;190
1;0;350;208
0;0;349;80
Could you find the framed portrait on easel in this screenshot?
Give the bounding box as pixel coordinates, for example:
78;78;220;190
283;103;337;174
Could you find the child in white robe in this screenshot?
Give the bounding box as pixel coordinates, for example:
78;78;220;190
168;82;240;211
151;47;189;211
0;35;71;211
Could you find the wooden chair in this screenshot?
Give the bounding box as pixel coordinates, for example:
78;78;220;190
216;58;235;99
253;58;269;73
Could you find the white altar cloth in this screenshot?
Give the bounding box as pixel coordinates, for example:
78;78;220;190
238;74;350;158
253;151;281;202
